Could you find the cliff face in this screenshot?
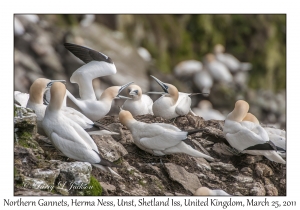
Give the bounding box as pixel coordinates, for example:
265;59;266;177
14;105;286;196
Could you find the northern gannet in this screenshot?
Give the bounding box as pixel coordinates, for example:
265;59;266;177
64;43;116;101
204;54;233;83
27;78;114;136
119;109;214;161
14;91;29;107
174;60;203;78
42;82;120;177
223;100;285;164
66;81;133;121
192;100;225;121
243;113;286;157
194;187;230;196
193;68;213;94
214;44;252;72
122;84;153;116
149;75;198;120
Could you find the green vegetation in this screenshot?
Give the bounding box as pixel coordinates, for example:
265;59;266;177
84;176;102;196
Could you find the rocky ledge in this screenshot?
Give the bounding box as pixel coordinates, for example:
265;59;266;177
14;105;286;196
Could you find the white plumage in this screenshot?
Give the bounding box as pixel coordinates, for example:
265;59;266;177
194;187;230;196
223;100;285;164
42;82;120;177
123;84;153;116
119;110;214;161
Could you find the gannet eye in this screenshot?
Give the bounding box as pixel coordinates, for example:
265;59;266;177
134;90;138;94
164;85;168;90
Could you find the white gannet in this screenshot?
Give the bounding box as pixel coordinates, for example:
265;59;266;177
214;44;252;72
119;109;214;161
67;82;133;121
64;42;117;101
174;60;203;78
193;68;213;94
243;113;286;157
42;82;121;177
27;78;115;136
192;100;225;121
204;53;233;83
194;187;230;196
223;100;285;164
149;75;199;120
14;91;29;107
122;84;153;116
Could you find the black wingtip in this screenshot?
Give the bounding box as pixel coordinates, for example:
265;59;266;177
64;42;113;64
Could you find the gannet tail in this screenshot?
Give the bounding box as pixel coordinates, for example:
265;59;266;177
92;164;122;178
245;150;286;164
165;142;214;161
87;130;119;136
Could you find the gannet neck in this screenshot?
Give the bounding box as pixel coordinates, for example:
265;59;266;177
205;53;215;63
194;187;212;196
48;82;66;111
29;78;50;104
119;110;136;126
77;76;97;100
99;86;119;102
166;84;179;104
127;84;142;101
243;113;260;124
227;100;249;122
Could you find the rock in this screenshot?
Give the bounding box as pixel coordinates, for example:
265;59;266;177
265;184;278;196
14;188;59;196
212;143;234;156
249;182;266;196
164;163;201;194
211;162;237;172
231;174;253;183
255;163;274;177
92;135;128;162
32;168;60;186
100;182;116;194
243;155;263;164
23;176;53;191
50;160;92;186
240;167;253;176
192;157;211;171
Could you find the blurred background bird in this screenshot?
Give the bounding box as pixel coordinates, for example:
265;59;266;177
14;14;286;129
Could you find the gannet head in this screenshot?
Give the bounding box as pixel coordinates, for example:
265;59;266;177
198;100;213;110
48;82;66;111
243;113;260;124
149;75;179;102
119;109;135;126
29;78;51;104
227;100;250;122
194;187;213;196
100;82;134;101
214;44;225;54
205;53;216;63
127;84;142;100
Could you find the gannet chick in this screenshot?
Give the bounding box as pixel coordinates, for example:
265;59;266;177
214;44;252;72
204;54;233;83
192;100;225;121
174;60;203;78
194;187;230;196
243;113;286;157
149;75;198;120
123;84;153;116
223;100;285;164
67;82;133;121
27;78;114;136
64;43;116;101
193;68;213;94
14;91;29;107
42;82;121;177
119;109;214;161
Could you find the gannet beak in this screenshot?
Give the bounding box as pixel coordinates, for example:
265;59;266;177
115;95;132;100
150;75;168;93
46;80;66;88
118;105;124;111
188;93;210;96
129;90;138;96
118;81;134;95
